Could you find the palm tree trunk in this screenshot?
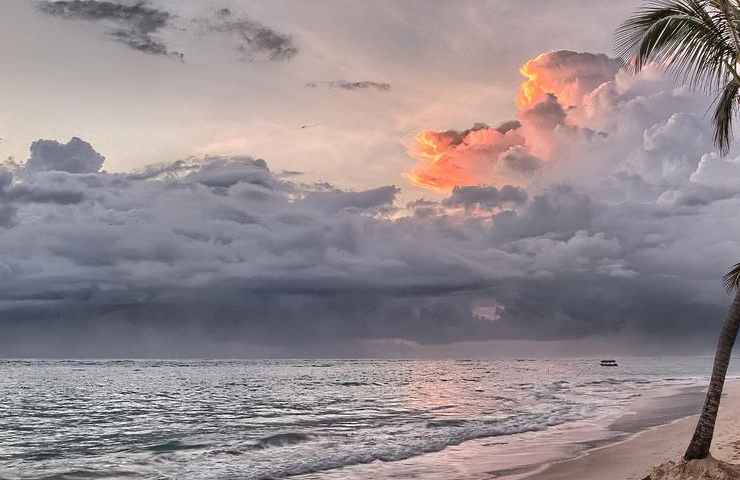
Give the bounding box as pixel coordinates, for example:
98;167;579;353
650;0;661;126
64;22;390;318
684;289;740;461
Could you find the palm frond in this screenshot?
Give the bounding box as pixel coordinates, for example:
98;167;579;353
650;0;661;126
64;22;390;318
615;0;736;94
723;262;740;291
617;0;740;154
712;79;740;153
709;0;740;51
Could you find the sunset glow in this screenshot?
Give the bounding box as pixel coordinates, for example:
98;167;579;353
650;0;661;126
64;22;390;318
405;126;525;192
404;130;482;191
517;60;542;109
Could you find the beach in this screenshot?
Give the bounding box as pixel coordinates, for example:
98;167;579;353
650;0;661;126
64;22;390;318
527;381;740;480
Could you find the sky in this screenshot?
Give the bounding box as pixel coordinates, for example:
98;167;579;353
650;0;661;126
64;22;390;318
1;0;738;357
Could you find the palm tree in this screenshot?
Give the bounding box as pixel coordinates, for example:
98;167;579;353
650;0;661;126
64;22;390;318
616;0;740;460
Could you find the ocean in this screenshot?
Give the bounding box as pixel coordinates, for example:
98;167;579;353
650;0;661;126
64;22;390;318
1;357;735;480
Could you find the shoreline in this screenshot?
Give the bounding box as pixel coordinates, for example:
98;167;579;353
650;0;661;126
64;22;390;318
294;379;715;480
522;381;740;480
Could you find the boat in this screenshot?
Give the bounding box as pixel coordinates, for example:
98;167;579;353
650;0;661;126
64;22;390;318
600;359;618;367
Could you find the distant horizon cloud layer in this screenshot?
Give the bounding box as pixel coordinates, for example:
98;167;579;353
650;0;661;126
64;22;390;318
3;45;740;356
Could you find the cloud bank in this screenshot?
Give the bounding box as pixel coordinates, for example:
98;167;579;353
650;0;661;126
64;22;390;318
3;49;740;356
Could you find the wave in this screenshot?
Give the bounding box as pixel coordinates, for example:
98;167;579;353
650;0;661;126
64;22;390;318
143;440;212;453
237;412;583;480
252;432;313;449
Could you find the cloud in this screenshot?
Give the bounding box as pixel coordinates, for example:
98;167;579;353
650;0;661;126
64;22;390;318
5;45;740;356
37;0;176;57
405;51;621;192
495;120;522;134
304;185;400;213
0;133;734;355
692;154;740;188
518;50;621;109
3;172;87;205
306;81;391;92
25;137;105;174
492;186;594;241
0;149;523;355
631;113;710;186
499;146;543;175
36;2;298;62
506;230;629;277
405;123;525;191
197;7;298;62
442;185;527;210
519;93;567;131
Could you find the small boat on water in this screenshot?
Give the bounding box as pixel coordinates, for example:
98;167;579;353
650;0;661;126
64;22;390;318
600;359;618;367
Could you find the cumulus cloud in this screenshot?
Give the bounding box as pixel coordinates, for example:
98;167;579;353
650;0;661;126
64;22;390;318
506;230;629;277
519;93;567;131
405;51;621;192
492;186;594;241
690;153;740;191
25;137;105;174
518;50;621;109
405;123;526;191
306;81;391;92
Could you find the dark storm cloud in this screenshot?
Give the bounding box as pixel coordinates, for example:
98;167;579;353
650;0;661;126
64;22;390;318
0;134;737;355
306;81;391;92
488;273;724;341
0;148;520;355
304;185;400;212
442;185;527;210
37;0;175;56
492;186;594;241
0;205;17;228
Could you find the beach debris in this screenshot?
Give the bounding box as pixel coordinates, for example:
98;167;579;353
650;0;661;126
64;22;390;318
646;457;740;479
600;359;618;367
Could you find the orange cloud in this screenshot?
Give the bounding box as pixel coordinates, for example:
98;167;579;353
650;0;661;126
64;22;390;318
405;124;525;192
517;51;620;109
406;51;620;192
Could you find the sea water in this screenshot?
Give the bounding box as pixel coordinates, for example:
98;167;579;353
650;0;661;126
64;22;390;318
0;357;734;479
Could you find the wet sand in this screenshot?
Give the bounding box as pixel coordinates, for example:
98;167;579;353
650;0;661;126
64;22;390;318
525;381;740;480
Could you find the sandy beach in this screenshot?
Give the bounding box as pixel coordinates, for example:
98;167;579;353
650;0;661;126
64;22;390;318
527;381;740;480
